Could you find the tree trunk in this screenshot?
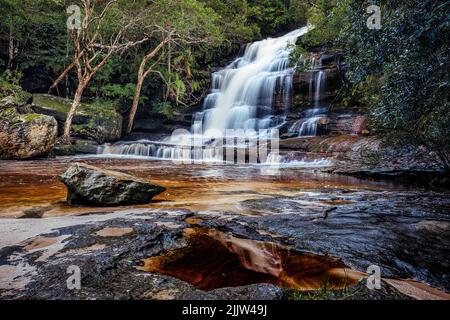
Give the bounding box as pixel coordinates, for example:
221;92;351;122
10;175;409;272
127;71;145;134
48;61;75;93
7;24;15;70
126;36;172;134
62;81;87;143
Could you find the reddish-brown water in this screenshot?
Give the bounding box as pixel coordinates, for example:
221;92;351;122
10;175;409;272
139;227;363;291
1;157;449;298
0;156;399;218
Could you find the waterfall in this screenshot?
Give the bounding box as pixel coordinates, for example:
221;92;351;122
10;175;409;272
100;140;224;162
290;69;328;137
100;27;321;164
298;116;322;136
265;151;332;168
314;70;326;110
195;27;310;134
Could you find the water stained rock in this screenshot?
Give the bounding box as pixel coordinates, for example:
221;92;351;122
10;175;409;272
60;163;166;206
236;191;450;291
139;227;363;291
1;158;449;299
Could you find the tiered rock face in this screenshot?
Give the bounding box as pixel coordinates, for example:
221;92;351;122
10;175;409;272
0;94;58;160
32;94;122;144
283;52;369;137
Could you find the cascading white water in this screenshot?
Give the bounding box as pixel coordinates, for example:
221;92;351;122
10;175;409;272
100;27;333;168
100;140;225;162
298;116;322;136
193;27;310;135
290;68;328;137
314;70;326;110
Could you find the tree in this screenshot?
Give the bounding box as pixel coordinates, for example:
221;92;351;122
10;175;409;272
0;0;68;92
126;0;222;133
52;0;148;143
337;1;450;170
0;0;25;71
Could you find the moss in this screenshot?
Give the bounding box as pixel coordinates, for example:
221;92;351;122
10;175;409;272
14;91;32;106
0;87;32;107
33;94;118;117
53;142;76;156
285;287;352;300
0;107;18;119
33;94;119;123
32;94;122;142
0;108;22;129
0;106;54;133
21;113;43;123
33;94;74;114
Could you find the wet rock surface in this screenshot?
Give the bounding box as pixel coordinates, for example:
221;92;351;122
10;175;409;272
0;208;406;300
53;139;99;156
1;158;449;300
278;135;447;188
60;163;166;206
138;226;363;292
1;188;449;300
0;209;191;299
212;190;450;292
0;99;57;160
183;284;284;300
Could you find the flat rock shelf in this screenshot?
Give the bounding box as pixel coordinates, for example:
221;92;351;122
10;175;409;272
0;158;449;300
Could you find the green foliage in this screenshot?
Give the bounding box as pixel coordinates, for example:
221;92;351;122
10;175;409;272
341;75;382;111
152;100;174;119
0;70;24;98
0;70;22;87
286;274;354;300
300;0;352;48
2;0;447;171
200;0;259;43
338;0;450;169
0;0;312;103
0;0;68;90
247;0;303;37
99;83;138;113
100;84;136;101
285;0;450;170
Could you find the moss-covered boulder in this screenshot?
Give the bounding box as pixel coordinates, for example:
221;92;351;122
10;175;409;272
32;94;122;143
0;100;58;160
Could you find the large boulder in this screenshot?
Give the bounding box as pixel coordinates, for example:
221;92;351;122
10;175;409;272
60;163;166;206
32;94;122;143
0;97;58;160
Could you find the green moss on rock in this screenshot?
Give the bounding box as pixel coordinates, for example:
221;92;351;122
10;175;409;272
22;113;44;123
32;94;122;143
0;105;58;159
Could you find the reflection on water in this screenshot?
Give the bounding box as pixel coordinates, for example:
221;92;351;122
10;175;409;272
0;157;404;218
1;157;449;296
139;227;364;291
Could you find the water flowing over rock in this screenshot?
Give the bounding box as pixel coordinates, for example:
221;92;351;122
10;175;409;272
298;70;328;136
60;163;166;206
0;98;57;160
289;68;329;137
100;28;310;162
193;27;309;134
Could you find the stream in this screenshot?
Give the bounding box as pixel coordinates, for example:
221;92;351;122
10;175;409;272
0;156;449;298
